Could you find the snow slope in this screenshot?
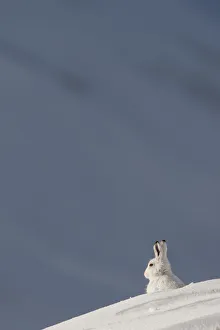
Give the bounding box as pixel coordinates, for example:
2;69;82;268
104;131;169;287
45;279;220;330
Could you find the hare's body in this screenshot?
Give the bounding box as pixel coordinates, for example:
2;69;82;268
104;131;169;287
144;240;185;294
146;273;185;294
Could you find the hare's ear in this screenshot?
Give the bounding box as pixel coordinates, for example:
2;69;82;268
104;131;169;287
159;240;168;258
153;241;160;258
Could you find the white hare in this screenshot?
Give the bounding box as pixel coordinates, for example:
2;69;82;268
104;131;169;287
144;240;185;294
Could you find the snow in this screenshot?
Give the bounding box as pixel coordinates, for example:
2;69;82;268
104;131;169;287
45;279;220;330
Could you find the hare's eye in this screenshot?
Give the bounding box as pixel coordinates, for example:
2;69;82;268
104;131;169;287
149;263;153;267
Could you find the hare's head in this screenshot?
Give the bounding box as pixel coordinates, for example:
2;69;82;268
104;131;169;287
144;240;172;280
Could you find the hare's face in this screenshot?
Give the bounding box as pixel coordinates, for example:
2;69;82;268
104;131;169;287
144;258;158;279
144;258;171;279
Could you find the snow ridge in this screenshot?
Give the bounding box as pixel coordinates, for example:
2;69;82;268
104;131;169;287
44;279;220;330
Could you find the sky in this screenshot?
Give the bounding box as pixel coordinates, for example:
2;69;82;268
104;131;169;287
0;1;220;329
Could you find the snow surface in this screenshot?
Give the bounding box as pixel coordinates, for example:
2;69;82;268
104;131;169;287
45;279;220;330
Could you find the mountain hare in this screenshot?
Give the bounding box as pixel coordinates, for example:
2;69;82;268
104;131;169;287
144;240;185;294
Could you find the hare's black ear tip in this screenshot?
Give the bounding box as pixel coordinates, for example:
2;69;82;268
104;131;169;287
154;240;159;244
162;239;166;242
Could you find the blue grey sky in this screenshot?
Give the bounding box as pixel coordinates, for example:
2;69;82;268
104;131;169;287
0;1;220;329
